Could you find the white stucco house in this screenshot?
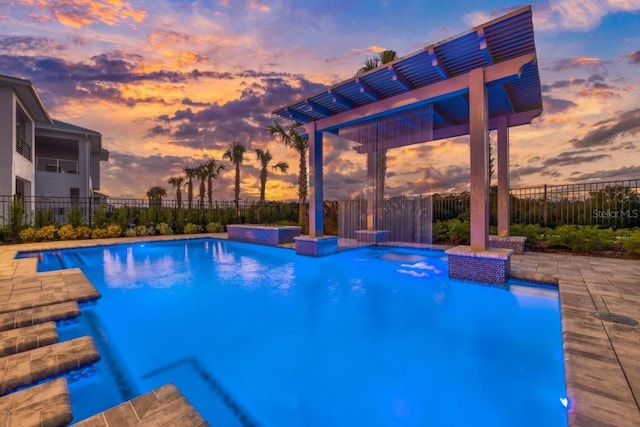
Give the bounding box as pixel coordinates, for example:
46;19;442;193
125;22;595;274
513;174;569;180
0;74;109;224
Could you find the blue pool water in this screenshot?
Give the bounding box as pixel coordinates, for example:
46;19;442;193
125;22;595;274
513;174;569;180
20;239;567;426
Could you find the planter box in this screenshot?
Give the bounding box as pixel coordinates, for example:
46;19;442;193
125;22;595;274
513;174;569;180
226;225;301;246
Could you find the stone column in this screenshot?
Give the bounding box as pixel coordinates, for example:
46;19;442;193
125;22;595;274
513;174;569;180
469;68;489;251
308;122;324;238
497;115;510;238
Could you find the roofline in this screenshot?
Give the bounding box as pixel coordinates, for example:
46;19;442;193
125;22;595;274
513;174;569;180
0;75;52;124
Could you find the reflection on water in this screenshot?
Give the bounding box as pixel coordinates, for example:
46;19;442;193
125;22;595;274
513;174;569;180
102;247;193;289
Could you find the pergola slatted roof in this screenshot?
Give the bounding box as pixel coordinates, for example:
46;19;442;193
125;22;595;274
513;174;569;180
272;5;542;148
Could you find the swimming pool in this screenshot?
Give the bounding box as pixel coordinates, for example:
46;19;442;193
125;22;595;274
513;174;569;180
22;238;567;426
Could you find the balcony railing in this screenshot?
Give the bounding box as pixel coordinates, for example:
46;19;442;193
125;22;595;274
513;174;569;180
36;157;80;175
16;134;31;160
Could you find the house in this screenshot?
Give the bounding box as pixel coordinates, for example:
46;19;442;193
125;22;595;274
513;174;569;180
0;74;109;225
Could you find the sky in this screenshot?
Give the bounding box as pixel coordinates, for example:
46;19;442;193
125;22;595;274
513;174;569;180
1;0;639;200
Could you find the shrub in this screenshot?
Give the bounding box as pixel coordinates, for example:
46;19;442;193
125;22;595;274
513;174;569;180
19;227;38;242
92;205;108;228
35;208;56;228
8;200;25;242
206;222;224;233
510;223;549;251
91;228;109;239
58;224;77;240
76;226;92;240
36;225;57;241
620;229;640;255
66;208;84;227
156;222;173;235
106;225;122;238
184;223;201;234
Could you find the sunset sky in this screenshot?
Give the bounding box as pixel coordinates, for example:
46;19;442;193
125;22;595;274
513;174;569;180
2;0;639;200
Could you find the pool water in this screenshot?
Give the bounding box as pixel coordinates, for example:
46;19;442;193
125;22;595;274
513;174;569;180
23;239;567;426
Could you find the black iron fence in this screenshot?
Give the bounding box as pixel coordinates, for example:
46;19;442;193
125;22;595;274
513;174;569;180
431;179;640;229
0;196;299;231
1;178;638;234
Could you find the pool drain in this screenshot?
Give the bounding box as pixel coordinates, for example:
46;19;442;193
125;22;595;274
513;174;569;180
592;311;638;326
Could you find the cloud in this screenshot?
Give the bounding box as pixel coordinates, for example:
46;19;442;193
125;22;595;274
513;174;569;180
537;0;640;32
157;76;325;150
550;56;605;71
541;151;611;167
541;78;586;92
571;107;640;148
47;0;147;28
567;165;640;182
542;96;577;114
0;35;66;54
627;50;640;65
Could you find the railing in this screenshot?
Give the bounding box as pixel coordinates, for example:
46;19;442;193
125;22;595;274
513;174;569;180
1;178;638;230
15;134;31;161
430;179;640;229
36;157;80;175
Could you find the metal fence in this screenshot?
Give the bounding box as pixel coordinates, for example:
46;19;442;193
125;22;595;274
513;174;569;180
431;178;640;229
0;195;299;229
1;178;638;231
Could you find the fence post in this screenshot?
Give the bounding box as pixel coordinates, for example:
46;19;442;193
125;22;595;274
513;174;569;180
543;184;547;227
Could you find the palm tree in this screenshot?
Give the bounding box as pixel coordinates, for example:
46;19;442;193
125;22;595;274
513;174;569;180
196;164;207;208
223;141;247;208
146;185;167;212
184;167;197;209
356;49;398;75
267;121;309;227
167;176;184;208
202;159;225;208
255;148;289;202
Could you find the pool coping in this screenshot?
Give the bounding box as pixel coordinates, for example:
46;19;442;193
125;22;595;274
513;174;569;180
1;233;638;425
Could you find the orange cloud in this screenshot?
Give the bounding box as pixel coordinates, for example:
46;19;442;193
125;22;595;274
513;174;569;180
42;0;146;28
149;31;190;48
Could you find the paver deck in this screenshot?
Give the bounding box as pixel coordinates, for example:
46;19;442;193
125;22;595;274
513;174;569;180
0;235;638;426
0;301;80;332
0;321;58;357
0;336;100;396
73;383;208;427
511;251;640;426
0;377;72;427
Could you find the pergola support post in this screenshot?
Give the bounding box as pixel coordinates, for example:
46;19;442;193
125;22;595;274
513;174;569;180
497;115;509;238
469;68;489;252
446;68;513;285
295;122;338;257
489;115;527;255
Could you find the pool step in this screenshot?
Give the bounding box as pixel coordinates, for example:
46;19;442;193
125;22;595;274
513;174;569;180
0;377;72;427
0;269;100;314
0;321;58;357
0;301;80;332
0;336;100;396
72;383;208;427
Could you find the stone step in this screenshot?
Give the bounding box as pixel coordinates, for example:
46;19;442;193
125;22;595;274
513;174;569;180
0;269;100;314
72;383;208;427
0;321;58;357
0;377;72;427
0;301;80;332
0;336;100;396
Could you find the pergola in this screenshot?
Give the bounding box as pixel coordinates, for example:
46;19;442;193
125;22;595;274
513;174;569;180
273;6;542;257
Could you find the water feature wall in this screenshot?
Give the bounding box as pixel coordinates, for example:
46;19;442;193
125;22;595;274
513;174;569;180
338;195;433;244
